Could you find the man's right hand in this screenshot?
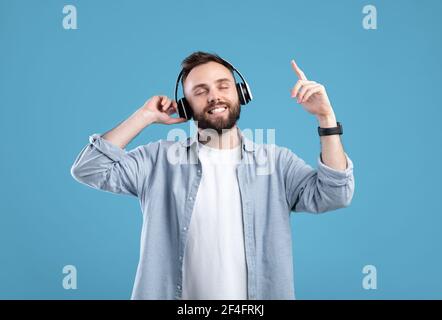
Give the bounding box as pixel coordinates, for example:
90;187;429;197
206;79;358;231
100;95;187;149
140;95;188;125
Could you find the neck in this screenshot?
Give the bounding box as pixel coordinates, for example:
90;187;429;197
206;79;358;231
198;125;240;149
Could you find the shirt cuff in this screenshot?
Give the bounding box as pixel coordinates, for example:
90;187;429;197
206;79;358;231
89;133;127;162
317;152;354;185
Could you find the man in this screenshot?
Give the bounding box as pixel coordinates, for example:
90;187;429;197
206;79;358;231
71;51;355;300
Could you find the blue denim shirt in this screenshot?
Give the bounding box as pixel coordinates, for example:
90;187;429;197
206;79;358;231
70;127;355;300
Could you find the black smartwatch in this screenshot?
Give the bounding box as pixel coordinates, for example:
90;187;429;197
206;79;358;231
318;121;343;136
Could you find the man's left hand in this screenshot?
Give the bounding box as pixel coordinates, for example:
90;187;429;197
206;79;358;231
290;58;334;119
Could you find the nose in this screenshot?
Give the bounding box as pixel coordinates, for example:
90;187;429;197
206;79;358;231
207;88;222;105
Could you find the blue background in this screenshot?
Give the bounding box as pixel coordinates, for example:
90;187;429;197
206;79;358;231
1;0;441;299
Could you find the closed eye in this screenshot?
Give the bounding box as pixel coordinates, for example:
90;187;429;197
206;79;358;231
195;85;229;95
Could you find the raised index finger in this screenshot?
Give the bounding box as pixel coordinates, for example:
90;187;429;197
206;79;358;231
291;59;307;80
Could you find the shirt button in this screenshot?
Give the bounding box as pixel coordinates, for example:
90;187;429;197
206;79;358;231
179;256;183;261
197;169;201;174
183;227;187;231
189;196;193;201
177;285;181;290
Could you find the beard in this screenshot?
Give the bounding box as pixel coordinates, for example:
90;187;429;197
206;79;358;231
193;100;241;135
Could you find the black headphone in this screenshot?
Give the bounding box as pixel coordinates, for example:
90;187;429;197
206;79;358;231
174;58;253;120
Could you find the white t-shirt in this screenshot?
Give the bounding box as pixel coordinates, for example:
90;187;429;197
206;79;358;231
182;142;247;300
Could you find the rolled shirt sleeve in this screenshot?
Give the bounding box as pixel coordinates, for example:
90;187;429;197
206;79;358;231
284;148;355;213
70;133;157;197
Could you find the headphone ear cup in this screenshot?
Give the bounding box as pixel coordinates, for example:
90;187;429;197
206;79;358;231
236;82;252;105
177;98;193;120
236;83;245;105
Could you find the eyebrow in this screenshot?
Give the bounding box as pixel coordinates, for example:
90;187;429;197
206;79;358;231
191;78;232;92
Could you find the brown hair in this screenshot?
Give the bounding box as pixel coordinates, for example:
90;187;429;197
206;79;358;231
180;51;234;86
